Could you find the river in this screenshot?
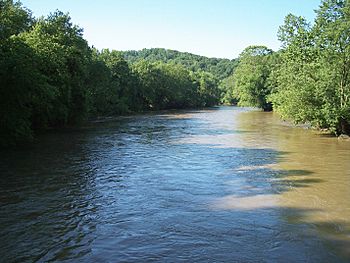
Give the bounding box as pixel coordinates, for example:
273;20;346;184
1;106;350;262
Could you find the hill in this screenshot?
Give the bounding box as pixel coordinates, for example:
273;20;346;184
121;48;238;80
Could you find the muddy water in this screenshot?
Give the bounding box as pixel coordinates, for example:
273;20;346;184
1;107;350;262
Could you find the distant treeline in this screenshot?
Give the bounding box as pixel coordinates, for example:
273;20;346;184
0;0;224;146
223;0;350;135
121;48;238;80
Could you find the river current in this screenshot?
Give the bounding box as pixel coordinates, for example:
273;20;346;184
1;106;350;262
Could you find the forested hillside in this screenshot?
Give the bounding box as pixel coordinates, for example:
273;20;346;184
122;48;238;80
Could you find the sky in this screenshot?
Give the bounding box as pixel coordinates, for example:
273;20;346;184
21;0;321;59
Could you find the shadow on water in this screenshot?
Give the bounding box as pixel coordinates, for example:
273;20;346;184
0;107;349;262
189;146;348;261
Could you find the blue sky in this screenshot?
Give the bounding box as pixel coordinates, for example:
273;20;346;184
21;0;320;59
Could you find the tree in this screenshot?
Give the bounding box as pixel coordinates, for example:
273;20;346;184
156;62;198;109
232;45;274;111
21;11;91;125
191;71;220;107
220;73;243;105
270;0;350;135
86;48;114;116
314;0;350;134
131;60;162;110
87;49;142;115
0;37;48;146
0;0;33;40
0;0;48;145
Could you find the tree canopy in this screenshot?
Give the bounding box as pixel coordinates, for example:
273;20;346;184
269;0;350;135
230;45;275;111
222;0;350;135
121;48;238;81
0;0;222;146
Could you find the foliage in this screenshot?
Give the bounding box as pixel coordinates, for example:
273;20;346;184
191;71;221;107
131;60;220;110
0;0;45;146
0;0;32;40
122;48;238;80
269;0;350;135
219;74;238;105
229;46;275;111
21;11;91;125
0;1;224;146
0;37;46;146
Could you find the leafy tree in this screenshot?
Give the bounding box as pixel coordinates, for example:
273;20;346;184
0;0;47;145
156;62;198;109
86;48;114;116
270;0;350;135
98;49;130;113
131;60;219;110
0;37;47;145
87;49;142;115
21;11;91;125
191;71;221;107
314;0;350;134
0;0;33;40
132;61;190;110
219;74;238;105
232;45;274;111
268;14;321;125
131;60;163;110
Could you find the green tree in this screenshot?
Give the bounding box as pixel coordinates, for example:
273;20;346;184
0;37;48;146
269;14;321;126
219;74;238;105
87;49;142;115
131;60;217;110
0;0;32;40
232;45;274;111
191;71;220;107
156;62;197;109
21;11;91;125
86;48;114;116
131;60;162;110
270;0;350;135
314;0;350;134
0;0;48;145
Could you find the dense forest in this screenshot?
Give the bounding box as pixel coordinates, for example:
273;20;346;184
122;48;238;80
0;0;224;146
1;0;349;147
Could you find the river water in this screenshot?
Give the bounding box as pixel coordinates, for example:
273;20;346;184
1;106;350;262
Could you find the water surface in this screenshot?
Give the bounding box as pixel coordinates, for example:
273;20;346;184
1;107;350;262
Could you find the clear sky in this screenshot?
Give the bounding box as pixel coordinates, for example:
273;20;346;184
21;0;321;59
